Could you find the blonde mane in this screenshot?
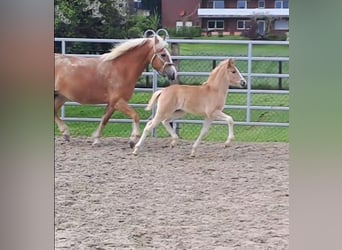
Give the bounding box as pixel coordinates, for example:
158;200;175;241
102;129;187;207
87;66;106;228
203;59;228;85
101;35;168;62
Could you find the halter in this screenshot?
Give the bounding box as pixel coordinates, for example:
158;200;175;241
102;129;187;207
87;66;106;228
150;51;174;75
149;39;174;75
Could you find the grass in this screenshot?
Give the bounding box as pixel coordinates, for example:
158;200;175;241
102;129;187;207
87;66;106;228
55;37;289;142
56;92;289;142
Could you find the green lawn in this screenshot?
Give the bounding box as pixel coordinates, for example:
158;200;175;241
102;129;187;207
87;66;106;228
55;92;289;142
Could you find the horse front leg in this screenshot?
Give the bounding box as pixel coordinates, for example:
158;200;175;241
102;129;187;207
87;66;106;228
133;117;162;155
92;104;115;146
213;110;235;147
115;99;140;148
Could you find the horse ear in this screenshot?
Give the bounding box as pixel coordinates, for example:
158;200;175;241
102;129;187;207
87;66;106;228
154;35;159;44
227;58;235;68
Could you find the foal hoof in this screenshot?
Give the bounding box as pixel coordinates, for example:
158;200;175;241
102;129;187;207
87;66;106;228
132;148;139;156
92;139;101;147
63;134;70;141
224;138;234;148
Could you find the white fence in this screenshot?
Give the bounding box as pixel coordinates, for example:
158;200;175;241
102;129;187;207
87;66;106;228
55;38;289;135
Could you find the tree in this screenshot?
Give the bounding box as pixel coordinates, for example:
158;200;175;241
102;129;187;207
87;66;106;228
55;0;128;53
126;14;161;38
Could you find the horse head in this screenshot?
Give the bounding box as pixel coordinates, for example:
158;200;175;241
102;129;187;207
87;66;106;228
149;35;177;81
225;59;247;88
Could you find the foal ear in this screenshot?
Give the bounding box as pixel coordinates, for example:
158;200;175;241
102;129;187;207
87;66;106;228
227;58;235;68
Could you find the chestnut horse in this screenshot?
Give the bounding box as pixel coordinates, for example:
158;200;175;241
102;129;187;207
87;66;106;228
55;35;177;147
133;59;247;157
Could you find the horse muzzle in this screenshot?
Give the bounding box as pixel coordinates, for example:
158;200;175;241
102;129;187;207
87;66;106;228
164;65;177;81
240;79;247;88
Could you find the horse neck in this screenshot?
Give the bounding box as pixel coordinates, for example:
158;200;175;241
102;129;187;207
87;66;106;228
205;66;230;92
111;42;153;80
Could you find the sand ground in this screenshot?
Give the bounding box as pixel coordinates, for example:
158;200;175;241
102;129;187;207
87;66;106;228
55;137;289;249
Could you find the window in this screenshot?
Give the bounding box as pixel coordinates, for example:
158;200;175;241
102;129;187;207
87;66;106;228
274;19;289;30
208;20;224;30
237;0;247;8
214;0;224;8
275;0;289;8
176;21;183;31
185;21;193;27
258;0;265;8
237;20;251;30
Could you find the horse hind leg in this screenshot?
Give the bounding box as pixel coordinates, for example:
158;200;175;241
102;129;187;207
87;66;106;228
54;94;70;141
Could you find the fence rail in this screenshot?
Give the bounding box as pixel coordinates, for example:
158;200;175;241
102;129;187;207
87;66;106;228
55;37;289;139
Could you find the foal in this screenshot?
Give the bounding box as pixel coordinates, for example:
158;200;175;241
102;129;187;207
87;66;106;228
132;58;246;157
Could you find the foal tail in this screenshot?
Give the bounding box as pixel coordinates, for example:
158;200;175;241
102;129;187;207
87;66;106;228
145;90;163;111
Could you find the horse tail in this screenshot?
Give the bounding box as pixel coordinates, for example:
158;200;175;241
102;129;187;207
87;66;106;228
145;90;163;111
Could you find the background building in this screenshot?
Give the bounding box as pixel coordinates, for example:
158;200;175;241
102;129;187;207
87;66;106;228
161;0;289;38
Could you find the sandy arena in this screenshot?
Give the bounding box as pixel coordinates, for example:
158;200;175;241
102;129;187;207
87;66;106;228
55;136;289;249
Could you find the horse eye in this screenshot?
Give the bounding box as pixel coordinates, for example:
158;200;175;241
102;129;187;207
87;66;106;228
161;54;167;58
232;70;237;74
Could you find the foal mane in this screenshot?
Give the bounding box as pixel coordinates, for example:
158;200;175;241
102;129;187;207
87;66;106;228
101;35;168;62
203;59;229;85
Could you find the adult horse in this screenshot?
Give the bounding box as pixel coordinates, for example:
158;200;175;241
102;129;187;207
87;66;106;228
55;34;177;147
132;59;246;157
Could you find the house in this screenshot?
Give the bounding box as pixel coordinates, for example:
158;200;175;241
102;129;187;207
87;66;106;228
161;0;289;38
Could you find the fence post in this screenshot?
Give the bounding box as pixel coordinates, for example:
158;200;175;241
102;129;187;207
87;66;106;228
61;39;66;120
278;61;283;90
246;42;253;123
170;42;180;84
151;69;158;138
170;42;180;136
212;59;216;69
145;65;150;87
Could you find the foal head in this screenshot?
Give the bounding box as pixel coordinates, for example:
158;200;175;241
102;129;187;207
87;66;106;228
149;35;177;81
224;59;247;88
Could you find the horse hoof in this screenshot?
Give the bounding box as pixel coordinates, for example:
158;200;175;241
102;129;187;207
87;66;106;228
63;134;70;141
129;141;136;149
92;139;101;147
132;149;138;156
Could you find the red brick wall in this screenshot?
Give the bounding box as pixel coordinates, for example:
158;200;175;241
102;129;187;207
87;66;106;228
161;0;201;28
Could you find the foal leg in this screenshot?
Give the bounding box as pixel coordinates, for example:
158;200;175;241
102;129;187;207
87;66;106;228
132;117;162;155
213;110;235;147
115;99;140;148
161;110;185;148
54;95;70;141
190;118;213;157
92;104;115;146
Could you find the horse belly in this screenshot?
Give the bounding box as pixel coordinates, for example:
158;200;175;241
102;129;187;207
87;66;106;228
56;66;109;104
